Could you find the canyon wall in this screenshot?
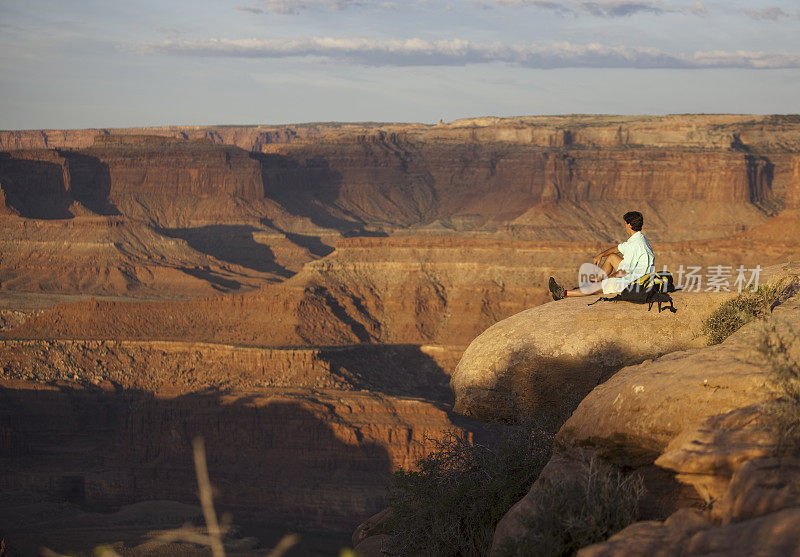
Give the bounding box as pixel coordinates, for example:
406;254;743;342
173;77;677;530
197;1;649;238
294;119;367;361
258;140;779;240
0;151;72;219
4;234;794;352
0;380;471;531
1;115;799;546
83;137;266;226
0;141;266;226
2;115;797;240
3;114;800;152
0;339;454;400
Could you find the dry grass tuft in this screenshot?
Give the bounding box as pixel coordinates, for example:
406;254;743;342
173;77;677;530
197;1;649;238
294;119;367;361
41;437;299;557
498;456;644;557
385;424;553;557
703;277;799;345
758;322;800;456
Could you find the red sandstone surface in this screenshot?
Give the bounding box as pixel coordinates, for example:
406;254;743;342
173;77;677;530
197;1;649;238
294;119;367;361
1;115;799;553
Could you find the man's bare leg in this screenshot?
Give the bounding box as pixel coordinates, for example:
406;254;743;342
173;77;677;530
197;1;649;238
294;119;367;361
549;253;625;299
564;253;624;297
601;253;623;277
563;281;602;297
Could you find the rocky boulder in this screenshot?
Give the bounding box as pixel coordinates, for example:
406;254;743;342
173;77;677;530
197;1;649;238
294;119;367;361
450;289;733;423
557;267;798;468
577;458;800;557
491;263;800;554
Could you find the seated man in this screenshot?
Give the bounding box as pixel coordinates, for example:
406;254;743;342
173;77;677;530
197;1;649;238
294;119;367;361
549;211;655;300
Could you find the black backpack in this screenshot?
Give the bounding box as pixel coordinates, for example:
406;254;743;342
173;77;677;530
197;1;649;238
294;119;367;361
588;271;678;313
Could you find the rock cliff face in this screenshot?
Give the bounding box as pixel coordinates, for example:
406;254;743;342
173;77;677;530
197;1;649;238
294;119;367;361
259;140;776;241
0;141;266;226
82;138;269;227
482;264;800;555
3;114;800;151
0;340;454;401
2;115;798;239
449;289;735;422
0;380;467;531
0;151;73;219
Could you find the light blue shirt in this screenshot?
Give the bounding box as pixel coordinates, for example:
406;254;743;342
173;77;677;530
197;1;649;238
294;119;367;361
618;231;655;286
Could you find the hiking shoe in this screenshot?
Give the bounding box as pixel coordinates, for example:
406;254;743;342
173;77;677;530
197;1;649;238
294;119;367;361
549;277;566;300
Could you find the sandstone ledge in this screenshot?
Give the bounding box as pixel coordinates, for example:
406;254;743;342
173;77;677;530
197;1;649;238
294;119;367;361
450;288;733;423
490;263;800;554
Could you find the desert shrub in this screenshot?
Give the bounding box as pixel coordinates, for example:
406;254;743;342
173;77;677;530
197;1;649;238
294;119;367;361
758;322;800;456
703;279;798;345
498;456;644;557
385;425;553;557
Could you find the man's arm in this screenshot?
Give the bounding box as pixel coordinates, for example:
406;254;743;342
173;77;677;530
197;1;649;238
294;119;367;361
592;245;623;267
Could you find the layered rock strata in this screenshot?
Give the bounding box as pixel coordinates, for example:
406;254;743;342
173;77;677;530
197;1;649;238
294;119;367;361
450;288;735;422
0;380;470;531
2;115;799;551
486;264;800;554
2;115;798;241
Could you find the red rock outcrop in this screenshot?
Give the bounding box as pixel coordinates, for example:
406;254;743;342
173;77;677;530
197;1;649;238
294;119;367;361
0;339;454;400
489;264;800;554
0;216;287;298
255;129;788;241
2;115;797;239
1;115;799;550
449;288;737;422
0;380;474;531
3;115;800;152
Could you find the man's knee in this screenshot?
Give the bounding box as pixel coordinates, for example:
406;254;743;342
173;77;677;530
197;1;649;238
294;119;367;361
606;253;623;272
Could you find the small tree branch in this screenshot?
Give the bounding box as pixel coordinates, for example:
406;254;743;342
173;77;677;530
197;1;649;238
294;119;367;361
193;436;226;557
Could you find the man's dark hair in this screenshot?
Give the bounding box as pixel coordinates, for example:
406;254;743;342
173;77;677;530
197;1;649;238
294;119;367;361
624;211;644;231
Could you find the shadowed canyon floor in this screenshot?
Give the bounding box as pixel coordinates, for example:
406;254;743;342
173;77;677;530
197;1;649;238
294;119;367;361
1;115;799;554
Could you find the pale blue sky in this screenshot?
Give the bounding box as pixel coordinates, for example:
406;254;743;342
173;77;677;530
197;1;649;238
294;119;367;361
1;0;798;129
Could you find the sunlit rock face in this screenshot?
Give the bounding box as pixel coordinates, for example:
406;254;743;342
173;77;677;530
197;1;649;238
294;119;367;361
0;116;799;548
449;288;736;423
488;265;800;555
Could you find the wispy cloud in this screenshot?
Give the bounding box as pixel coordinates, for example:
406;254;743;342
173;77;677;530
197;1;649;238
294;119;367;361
236;6;266;14
743;7;789;20
129;37;800;69
482;0;573;13
577;1;666;17
237;0;367;15
155;26;182;38
479;1;704;17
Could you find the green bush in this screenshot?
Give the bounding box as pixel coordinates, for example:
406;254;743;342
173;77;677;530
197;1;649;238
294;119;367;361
385;425;553;557
758;322;800;456
498;456;644;557
703;279;798;345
